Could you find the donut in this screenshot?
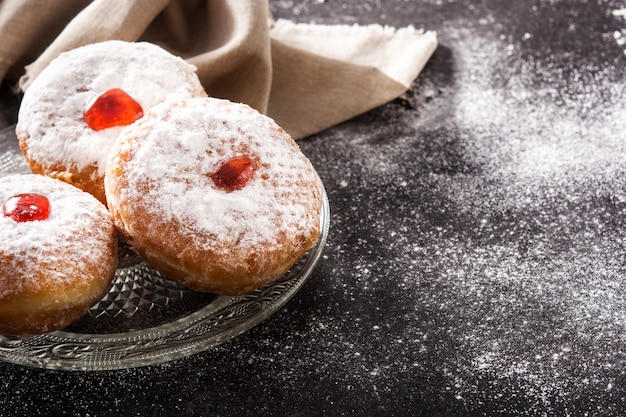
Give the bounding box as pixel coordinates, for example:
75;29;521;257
16;40;207;204
105;97;324;295
0;174;118;335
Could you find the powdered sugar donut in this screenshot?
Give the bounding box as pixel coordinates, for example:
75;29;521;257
16;40;207;204
105;97;323;295
0;174;117;335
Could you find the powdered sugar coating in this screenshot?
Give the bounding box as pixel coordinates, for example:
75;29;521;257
106;97;323;294
15;41;206;202
0;174;116;299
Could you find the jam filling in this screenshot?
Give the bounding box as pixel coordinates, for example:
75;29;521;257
83;88;143;131
2;193;50;222
212;155;255;191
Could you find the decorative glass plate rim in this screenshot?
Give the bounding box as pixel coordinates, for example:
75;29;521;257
0;125;330;371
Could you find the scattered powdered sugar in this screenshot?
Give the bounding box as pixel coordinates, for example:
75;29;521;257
16;40;206;177
0;174;115;297
354;18;626;413
613;7;626;55
239;8;626;414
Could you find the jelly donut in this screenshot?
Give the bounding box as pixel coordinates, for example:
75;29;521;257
0;174;117;335
16;40;207;204
105;97;324;295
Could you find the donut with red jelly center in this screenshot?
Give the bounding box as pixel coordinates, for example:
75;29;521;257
105;97;323;296
16;40;207;205
0;174;117;335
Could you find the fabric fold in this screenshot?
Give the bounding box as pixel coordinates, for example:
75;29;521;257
268;38;409;139
0;0;91;81
0;0;437;139
269;19;437;89
18;0;171;91
268;20;437;138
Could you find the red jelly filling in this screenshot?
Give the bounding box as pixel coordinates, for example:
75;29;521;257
212;155;255;191
2;193;50;222
83;88;143;131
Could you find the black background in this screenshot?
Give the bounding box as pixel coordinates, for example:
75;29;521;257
1;1;626;416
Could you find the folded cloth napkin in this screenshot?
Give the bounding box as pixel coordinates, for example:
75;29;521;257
0;0;437;139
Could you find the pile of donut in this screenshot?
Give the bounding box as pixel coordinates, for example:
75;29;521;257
0;41;323;335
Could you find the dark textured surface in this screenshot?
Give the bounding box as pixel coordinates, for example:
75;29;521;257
1;0;626;415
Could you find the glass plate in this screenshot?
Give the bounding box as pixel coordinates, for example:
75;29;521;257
0;126;329;371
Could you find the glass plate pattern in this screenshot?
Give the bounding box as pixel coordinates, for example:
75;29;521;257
0;126;329;370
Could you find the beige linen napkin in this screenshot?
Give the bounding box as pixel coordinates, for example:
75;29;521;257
0;0;436;139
